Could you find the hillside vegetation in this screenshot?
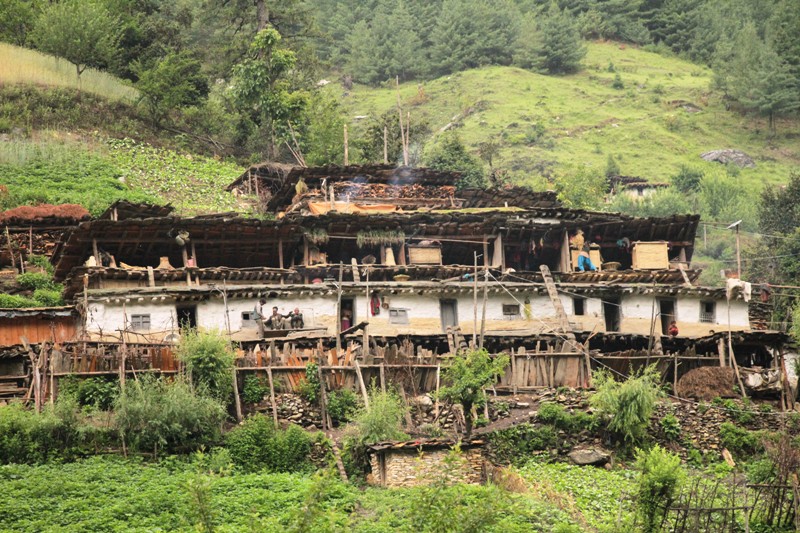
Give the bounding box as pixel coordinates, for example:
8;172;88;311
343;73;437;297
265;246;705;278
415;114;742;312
340;41;800;187
0;42;136;102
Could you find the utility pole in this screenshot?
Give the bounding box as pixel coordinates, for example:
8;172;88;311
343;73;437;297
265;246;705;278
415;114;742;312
727;220;743;278
473;252;479;347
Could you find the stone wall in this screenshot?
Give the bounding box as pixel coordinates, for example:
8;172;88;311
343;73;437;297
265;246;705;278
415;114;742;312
369;447;485;487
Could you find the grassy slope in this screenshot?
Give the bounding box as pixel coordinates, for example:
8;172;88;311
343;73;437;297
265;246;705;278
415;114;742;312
340;41;800;188
0;44;244;216
0;43;137;102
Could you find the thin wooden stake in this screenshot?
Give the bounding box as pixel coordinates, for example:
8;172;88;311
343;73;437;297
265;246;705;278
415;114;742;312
343;123;349;166
232;366;243;422
267;367;278;426
383;126;388;164
355;359;370;409
434;363;441;418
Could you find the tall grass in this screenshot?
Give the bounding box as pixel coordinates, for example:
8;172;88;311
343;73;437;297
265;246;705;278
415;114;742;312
0;43;137;102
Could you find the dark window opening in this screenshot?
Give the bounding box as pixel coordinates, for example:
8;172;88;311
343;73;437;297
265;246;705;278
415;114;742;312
603;298;621;332
177;305;197;329
502;304;520;317
389;308;409;324
440;299;458;332
340;298;355;330
130;314;151;331
700;301;716;323
658;299;675;335
573;297;585;316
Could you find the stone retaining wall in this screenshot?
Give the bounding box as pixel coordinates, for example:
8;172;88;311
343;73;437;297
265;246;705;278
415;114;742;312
369;447;485;487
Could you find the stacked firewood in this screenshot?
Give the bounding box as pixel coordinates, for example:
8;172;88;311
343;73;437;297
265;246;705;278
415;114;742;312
332;182;456;199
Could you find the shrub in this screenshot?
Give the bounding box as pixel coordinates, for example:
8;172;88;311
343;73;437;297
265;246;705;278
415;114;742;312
16;272;58;291
536;402;598;433
225;414;315;473
590;366;663;446
32;288;64;306
296;363;320;404
719;422;763;458
0;398;97;464
176;329;235;403
439;349;508;438
659;413;681;442
636;445;685;533
488;423;558;465
241;374;268;404
114;376;226;457
26;254;54;275
60;376;119;410
342;388;409;478
0;293;38;308
327;389;359;425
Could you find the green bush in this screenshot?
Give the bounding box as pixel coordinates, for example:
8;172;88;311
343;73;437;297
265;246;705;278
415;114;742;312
636;445;685;533
32;288;64;307
590;366;663;446
16;272;58;291
114;376;226;457
60;376;119;411
659;413;681;442
26;255;54;275
0;398;104;464
241;374;268;404
0;293;38;308
488;423;558;465
327;389;359;425
225;414;316;473
296;363;320;404
719;422;763;458
176;329;235;403
342;388;409;479
536;402;599;433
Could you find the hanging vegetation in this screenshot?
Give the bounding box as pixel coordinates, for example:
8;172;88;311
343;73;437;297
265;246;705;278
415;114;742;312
356;230;405;248
303;228;329;245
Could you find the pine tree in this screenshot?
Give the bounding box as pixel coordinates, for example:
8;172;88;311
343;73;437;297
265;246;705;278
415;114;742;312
345;20;380;84
515;3;586;74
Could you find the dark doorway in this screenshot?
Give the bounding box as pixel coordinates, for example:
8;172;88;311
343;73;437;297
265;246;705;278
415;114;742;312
603;298;620;332
340;298;355;330
177;305;197;329
440;299;458;332
659;299;676;335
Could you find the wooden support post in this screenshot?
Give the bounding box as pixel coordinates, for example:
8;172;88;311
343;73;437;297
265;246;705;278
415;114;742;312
181;245;189;268
119;342;126;394
317;359;332;430
28;226;33;255
343;124;349;166
267;367;278;426
303;236;309;266
728;299;747;398
92;238;100;265
278;237;284;269
147;266;155;287
383;126;389;164
510;353;517;395
479;269;488;350
483;238;489;268
673;351;678;394
191;242;198;268
354;359;370;408
473;251;478;347
336;263;343;353
718;338;727;367
434;363;441;418
232;366;243;422
379;362;386;393
4;226;16;271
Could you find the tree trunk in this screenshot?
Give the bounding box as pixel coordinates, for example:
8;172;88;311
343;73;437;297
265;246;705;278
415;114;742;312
463;401;473;439
256;0;269;31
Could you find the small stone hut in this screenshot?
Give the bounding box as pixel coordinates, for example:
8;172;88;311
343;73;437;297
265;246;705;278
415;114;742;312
366;438;487;488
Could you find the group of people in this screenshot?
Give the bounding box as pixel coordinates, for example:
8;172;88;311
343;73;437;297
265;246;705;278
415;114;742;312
257;300;305;330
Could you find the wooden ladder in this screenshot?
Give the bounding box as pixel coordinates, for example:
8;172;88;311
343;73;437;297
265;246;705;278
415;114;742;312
540;265;592;386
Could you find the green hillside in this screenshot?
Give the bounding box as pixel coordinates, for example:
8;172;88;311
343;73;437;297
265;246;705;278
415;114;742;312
340;42;800;188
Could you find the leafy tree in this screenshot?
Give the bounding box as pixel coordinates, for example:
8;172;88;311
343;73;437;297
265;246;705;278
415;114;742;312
230;27;309;159
133;52;209;125
439;349;508;438
636;446;685;533
31;0;122;81
514;3;586;74
554;165;608;209
0;0;40;46
358;109;431;164
425;133;487;189
302;91;345;165
605;153;620;178
590;365;663;445
716;23;800;133
176;329;236;403
671;165;703;193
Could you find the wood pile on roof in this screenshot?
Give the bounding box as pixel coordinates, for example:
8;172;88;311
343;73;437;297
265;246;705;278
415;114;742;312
608;175;669;190
99;200;174;221
0;204;90;226
367;438;485;452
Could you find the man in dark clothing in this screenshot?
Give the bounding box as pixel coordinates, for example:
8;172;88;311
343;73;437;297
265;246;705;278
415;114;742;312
265;306;285;329
288;307;304;329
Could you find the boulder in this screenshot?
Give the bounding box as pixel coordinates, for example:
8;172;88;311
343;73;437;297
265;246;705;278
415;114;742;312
412;395;434;412
568;446;611;466
700;149;755;168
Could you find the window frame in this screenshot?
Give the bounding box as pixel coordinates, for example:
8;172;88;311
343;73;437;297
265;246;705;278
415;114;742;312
388;308;410;325
130;314;151;331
